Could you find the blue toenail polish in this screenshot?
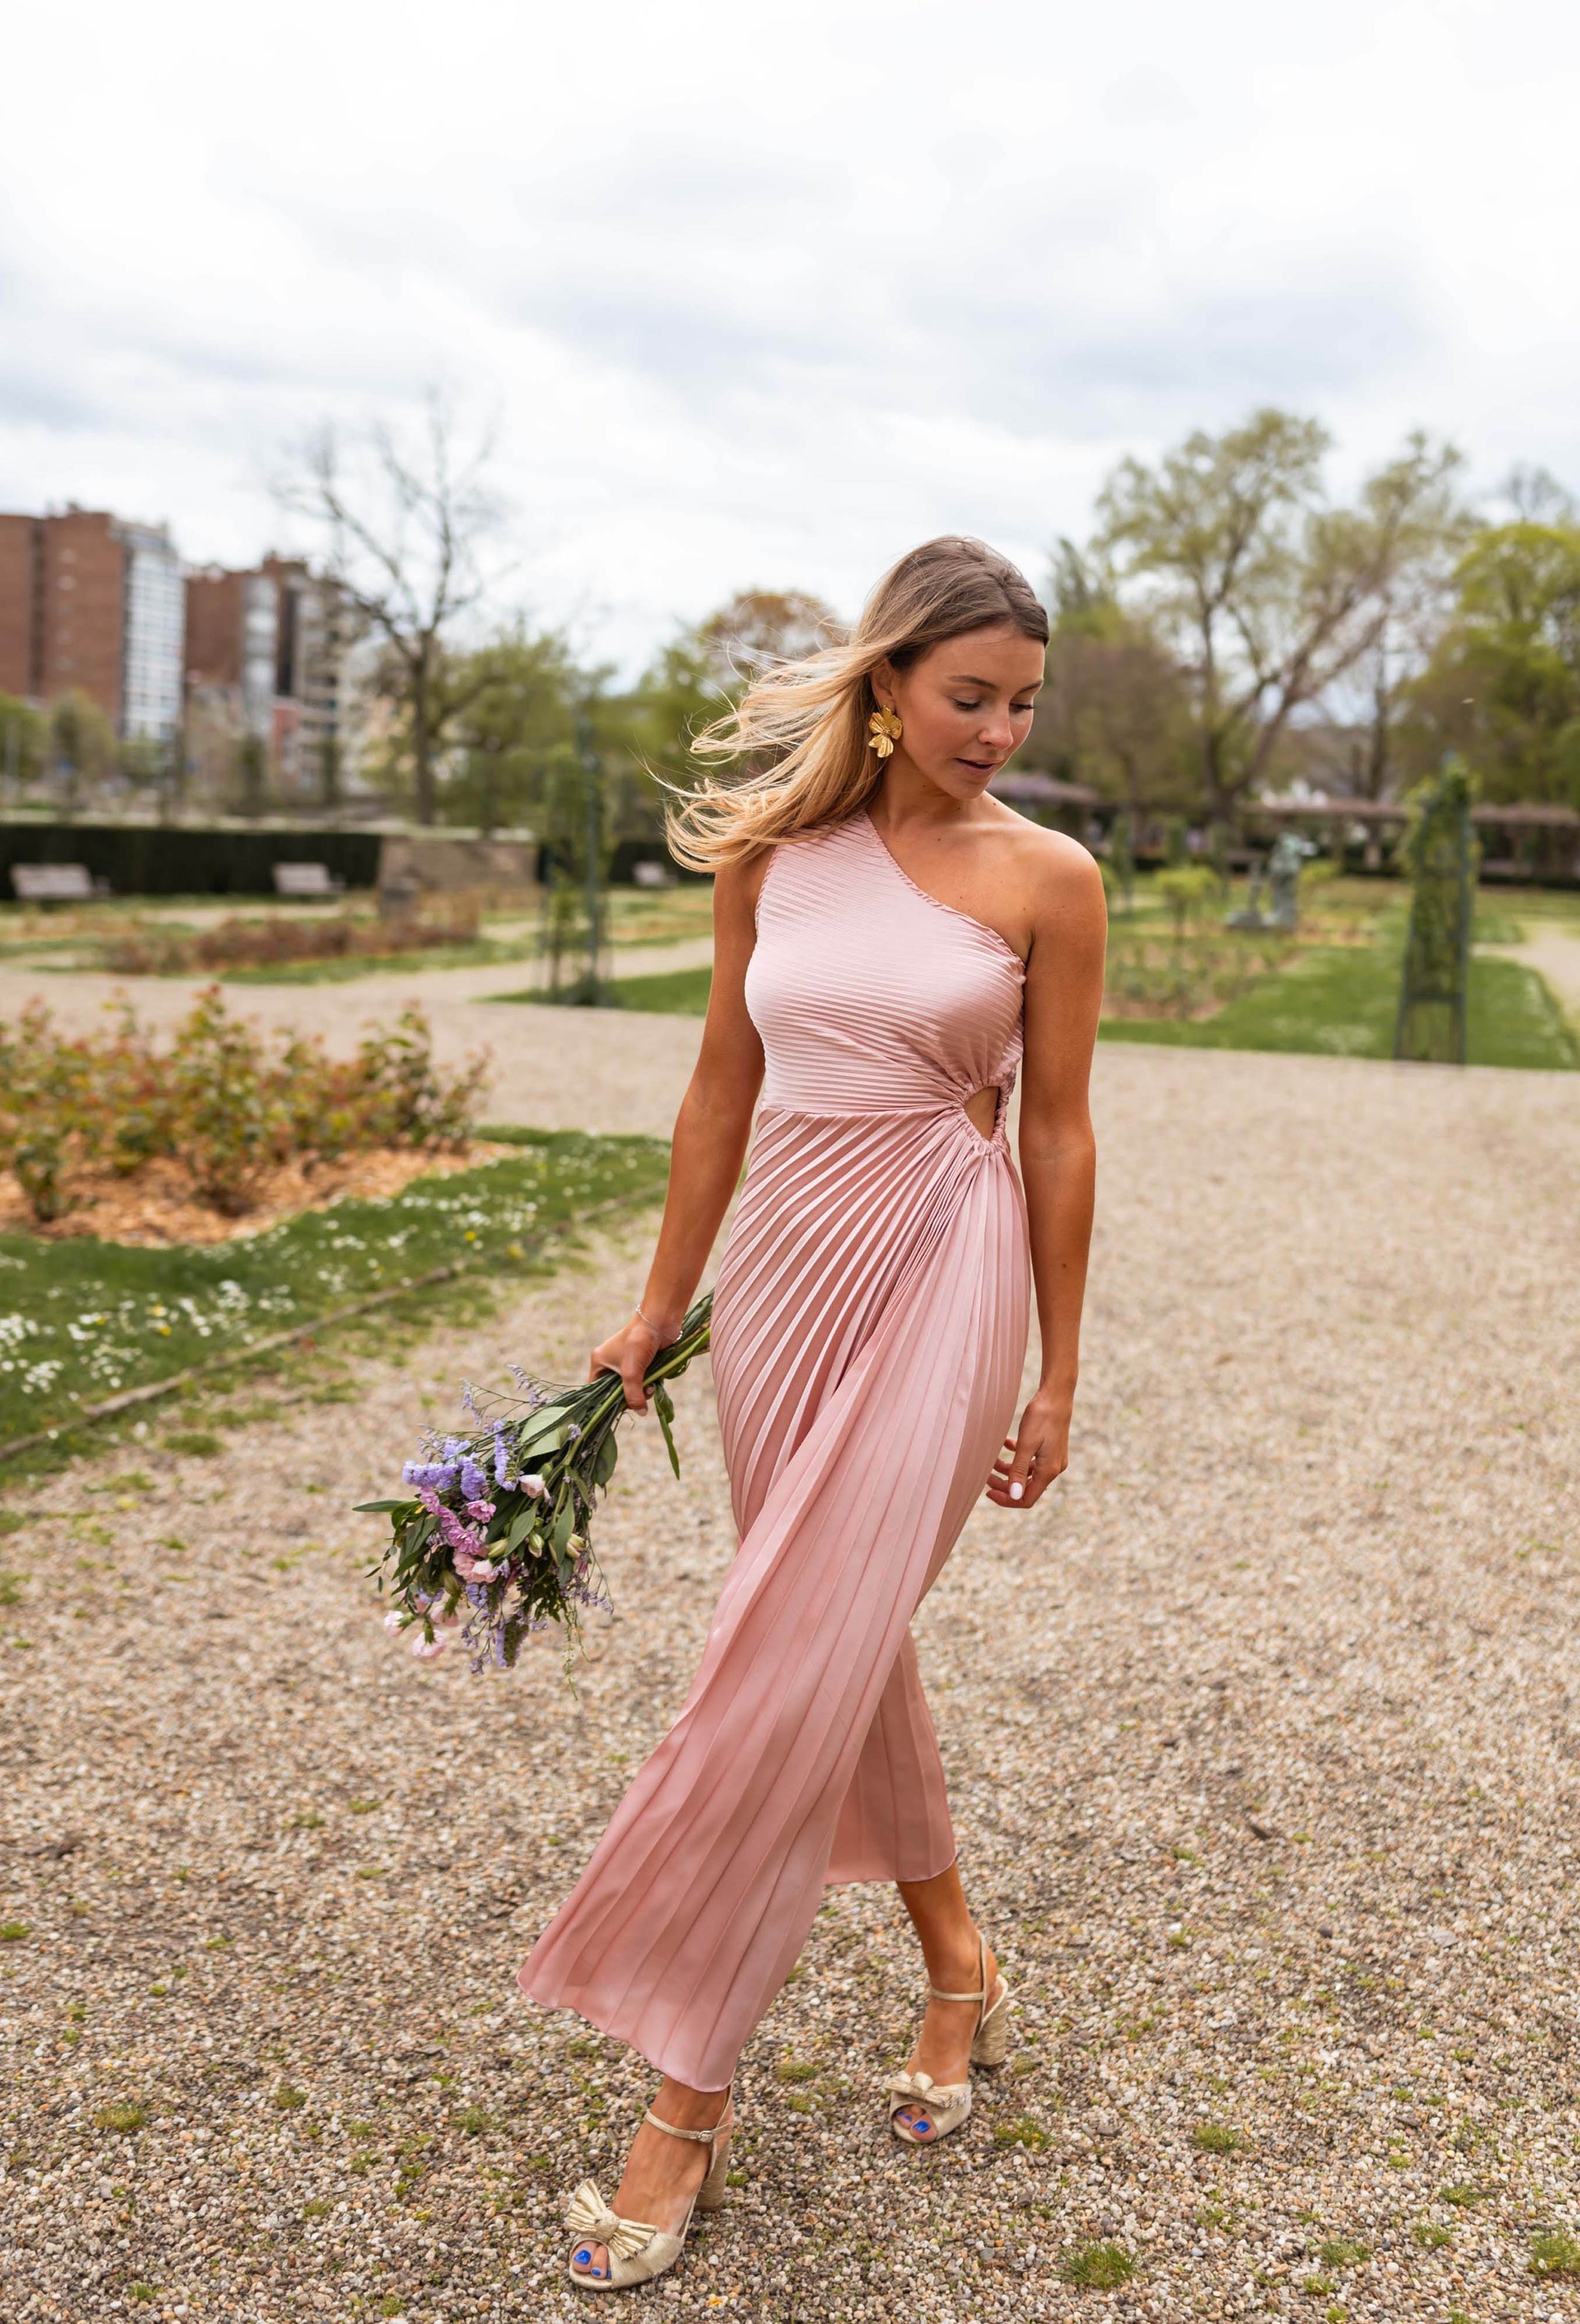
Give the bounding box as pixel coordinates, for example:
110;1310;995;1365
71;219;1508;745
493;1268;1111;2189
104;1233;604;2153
575;2248;590;2263
916;2118;930;2133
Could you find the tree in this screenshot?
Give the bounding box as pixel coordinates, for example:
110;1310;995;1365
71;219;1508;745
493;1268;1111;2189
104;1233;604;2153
1401;521;1580;805
50;690;116;806
444;628;586;834
276;397;509;824
1325;437;1474;799
622;588;838;798
0;692;47;792
1093;410;1467;823
1028;544;1194;834
694;589;841;687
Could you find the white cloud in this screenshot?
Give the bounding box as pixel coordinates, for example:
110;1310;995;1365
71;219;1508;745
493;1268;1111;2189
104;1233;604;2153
3;0;1578;667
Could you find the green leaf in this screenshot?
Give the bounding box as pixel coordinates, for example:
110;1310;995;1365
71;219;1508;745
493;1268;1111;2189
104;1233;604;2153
550;1498;576;1552
594;1432;619;1486
354;1498;416;1515
506;1505;537;1554
652;1381;680;1479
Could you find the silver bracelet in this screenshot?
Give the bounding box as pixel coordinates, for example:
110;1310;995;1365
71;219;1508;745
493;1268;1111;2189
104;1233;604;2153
635;1302;670;1337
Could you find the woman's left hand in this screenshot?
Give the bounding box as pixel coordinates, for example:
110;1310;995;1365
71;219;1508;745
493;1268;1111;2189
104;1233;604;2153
985;1386;1072;1508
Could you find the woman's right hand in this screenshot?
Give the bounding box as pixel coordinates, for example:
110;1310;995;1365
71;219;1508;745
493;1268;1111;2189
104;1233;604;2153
589;1312;674;1414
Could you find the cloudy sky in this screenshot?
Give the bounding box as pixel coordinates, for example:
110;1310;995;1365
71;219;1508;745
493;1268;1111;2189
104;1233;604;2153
4;0;1578;666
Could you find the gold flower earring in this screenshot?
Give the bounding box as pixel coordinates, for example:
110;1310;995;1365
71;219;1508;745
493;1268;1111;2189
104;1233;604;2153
868;705;902;759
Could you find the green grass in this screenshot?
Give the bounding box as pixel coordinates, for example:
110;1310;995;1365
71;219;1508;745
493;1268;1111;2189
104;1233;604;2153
1531;2229;1580;2278
1061;2241;1137;2288
1101;945;1577;1070
493;963;715;1015
0;1130;668;1454
501;907;1578;1066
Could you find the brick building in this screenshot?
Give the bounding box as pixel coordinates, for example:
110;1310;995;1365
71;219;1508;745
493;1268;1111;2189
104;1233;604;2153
0;505;184;741
183;556;352;802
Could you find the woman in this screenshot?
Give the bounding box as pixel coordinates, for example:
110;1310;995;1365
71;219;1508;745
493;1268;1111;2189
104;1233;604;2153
520;535;1106;2290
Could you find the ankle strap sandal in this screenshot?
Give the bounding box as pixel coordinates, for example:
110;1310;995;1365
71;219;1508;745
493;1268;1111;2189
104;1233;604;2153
565;2095;735;2292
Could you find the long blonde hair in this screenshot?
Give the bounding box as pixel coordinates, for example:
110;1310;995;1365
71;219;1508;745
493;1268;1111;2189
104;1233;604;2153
664;536;1049;870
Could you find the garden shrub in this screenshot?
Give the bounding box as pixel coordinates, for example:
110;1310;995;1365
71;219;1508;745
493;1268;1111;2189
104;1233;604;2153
103;894;481;977
0;989;488;1224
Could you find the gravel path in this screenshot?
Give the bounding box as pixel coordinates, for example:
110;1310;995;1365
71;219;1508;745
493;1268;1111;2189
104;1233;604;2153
1487;927;1580;1027
2;1042;1578;2323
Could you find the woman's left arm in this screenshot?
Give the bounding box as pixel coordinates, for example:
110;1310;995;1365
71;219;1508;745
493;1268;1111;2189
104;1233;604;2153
987;836;1108;1508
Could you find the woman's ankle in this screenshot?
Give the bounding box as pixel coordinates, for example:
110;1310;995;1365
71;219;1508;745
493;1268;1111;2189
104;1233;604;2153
651;2077;731;2130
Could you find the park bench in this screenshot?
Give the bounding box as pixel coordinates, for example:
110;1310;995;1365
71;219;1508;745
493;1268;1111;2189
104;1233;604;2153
10;863;99;903
272;862;345;898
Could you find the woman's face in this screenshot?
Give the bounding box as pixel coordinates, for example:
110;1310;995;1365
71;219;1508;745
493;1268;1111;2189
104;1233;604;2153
876;623;1045;801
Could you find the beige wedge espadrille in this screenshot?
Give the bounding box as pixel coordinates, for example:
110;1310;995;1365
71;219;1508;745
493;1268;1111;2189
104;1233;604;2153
886;1930;1010;2145
565;2094;734;2292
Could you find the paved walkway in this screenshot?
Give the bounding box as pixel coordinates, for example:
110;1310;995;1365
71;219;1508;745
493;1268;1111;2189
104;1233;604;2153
2;1039;1578;2322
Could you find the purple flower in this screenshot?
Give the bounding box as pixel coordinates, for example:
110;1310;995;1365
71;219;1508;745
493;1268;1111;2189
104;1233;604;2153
460;1457;488;1503
405;1461;459;1494
492;1423;511;1485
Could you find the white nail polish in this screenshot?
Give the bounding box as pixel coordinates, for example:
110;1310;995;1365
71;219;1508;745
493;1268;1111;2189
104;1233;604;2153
1009;1481;1024;1501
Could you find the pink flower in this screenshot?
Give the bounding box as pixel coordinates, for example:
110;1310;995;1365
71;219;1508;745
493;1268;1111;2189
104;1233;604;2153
464;1498;495;1523
410;1634;446;1660
383;1610;406;1634
522;1474;546;1498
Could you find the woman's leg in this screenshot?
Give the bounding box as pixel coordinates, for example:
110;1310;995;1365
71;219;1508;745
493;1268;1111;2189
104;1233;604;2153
569;2076;732;2286
893;1863;1002;2140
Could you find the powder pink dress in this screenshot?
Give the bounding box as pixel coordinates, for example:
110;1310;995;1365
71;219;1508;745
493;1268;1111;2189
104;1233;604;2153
518;809;1031;2090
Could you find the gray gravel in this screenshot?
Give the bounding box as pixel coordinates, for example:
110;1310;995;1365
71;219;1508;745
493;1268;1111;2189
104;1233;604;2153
2;1040;1578;2323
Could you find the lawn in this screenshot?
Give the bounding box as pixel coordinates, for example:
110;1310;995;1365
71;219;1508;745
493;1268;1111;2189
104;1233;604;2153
0;1129;669;1458
494;962;717;1015
1099;947;1577;1069
500;932;1578;1072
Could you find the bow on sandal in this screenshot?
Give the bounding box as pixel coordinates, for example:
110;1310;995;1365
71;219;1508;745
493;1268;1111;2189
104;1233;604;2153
887;1930;1011;2146
565;2095;734;2292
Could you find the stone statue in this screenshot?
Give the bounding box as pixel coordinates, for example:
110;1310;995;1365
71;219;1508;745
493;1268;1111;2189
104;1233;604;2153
1226;830;1316;931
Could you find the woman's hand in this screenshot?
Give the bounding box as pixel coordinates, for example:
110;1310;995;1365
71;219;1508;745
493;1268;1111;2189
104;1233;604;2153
985;1384;1073;1508
589;1311;678;1414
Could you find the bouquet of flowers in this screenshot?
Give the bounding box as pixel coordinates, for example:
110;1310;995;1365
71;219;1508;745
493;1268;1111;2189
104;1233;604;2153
358;1292;712;1675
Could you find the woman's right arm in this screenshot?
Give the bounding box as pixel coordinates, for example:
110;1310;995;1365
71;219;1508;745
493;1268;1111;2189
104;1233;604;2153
589;852;769;1410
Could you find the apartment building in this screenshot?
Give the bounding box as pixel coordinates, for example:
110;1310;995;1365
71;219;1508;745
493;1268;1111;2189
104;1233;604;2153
185;556;353;800
0;506;184;741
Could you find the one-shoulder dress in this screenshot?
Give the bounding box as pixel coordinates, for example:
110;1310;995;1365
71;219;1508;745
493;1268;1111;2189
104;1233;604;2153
519;809;1031;2090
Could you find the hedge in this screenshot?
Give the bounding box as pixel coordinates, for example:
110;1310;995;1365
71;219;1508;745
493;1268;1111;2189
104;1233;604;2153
0;821;382;898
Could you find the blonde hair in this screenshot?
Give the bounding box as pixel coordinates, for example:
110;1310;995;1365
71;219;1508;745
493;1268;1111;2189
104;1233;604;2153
663;535;1049;870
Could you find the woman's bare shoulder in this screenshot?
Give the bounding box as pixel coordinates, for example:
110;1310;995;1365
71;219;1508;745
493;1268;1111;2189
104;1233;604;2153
990;812;1106;927
712;846;775;930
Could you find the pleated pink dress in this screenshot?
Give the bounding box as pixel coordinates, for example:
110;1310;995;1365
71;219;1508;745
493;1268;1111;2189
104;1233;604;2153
518;807;1031;2090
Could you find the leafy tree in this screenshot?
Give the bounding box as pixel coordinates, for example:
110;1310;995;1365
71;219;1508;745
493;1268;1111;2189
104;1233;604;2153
694;589;841;686
276;396;510;824
49;690;116;805
621;588;838;802
0;692;47;789
1093;410;1467;823
444;628;586;833
1324;437;1474;798
1028;544;1195;836
1401;521;1580;806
